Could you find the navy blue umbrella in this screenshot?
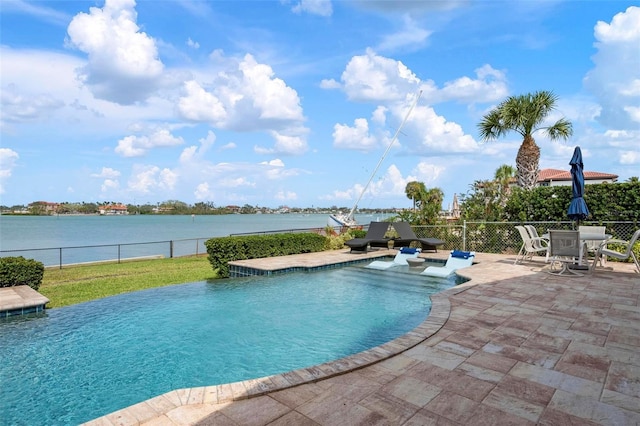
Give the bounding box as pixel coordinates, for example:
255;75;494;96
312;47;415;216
567;146;589;224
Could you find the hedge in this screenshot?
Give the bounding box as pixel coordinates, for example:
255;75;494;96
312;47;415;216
205;233;328;278
0;256;45;290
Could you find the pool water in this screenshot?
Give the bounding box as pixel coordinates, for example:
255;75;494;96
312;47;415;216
0;265;457;425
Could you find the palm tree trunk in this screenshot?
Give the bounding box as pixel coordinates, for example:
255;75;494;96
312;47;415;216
516;135;540;190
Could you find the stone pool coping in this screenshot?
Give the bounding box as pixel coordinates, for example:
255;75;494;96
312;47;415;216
0;285;49;318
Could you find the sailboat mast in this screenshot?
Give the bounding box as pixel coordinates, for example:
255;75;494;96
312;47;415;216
345;90;423;221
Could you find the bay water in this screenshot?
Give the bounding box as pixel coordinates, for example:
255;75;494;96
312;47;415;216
0;213;389;266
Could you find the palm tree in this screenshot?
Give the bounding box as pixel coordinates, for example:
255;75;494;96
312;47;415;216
494;164;516;199
405;181;426;212
478;91;573;190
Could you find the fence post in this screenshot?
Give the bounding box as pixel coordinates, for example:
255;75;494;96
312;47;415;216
170;240;174;258
118;245;121;264
463;221;467;251
59;248;62;270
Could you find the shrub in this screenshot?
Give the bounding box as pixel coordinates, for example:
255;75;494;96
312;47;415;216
350;229;367;239
0;256;45;290
205;233;328;278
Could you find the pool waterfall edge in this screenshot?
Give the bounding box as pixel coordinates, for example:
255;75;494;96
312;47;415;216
84;270;477;426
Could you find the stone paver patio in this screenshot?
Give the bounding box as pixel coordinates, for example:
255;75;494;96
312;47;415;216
85;250;640;426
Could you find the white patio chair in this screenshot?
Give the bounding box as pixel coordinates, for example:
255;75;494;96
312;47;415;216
524;225;550;262
548;230;584;276
592;229;640;274
579;225;607;267
514;225;549;264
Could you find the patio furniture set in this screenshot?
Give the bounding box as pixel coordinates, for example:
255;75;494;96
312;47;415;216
515;225;640;276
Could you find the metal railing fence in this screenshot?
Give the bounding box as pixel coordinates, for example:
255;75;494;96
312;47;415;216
1;221;637;268
0;237;212;269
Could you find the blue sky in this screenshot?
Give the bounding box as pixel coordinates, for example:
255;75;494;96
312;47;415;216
1;1;638;210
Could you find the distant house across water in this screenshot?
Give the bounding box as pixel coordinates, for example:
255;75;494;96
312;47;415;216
99;204;129;215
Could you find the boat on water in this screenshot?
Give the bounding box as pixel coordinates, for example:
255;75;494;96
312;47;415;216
327;90;423;228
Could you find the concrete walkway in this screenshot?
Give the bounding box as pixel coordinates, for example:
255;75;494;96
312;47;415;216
85;251;640;426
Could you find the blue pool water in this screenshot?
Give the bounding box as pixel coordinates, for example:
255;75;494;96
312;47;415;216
0;266;457;425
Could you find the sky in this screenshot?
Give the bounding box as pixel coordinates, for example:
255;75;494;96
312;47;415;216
1;1;639;211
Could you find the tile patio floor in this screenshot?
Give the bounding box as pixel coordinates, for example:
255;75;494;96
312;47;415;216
85;250;640;426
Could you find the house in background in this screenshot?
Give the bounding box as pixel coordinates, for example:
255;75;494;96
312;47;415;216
536;168;618;187
99;204;129;215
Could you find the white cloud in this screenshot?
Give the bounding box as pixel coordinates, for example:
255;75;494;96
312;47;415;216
437;64;509;104
377;15;432;52
177;53;308;154
127;165;178;194
218;177;255;188
91;167;121;179
371;106;387;126
1;0;71;26
583;6;640;129
319;78;341;89
333;118;379;151
220;142;236;151
620;151;640;165
178;80;228;123
408;104;478;154
179;131;216;164
275;190;298;200
66;0;164;104
337;51;505;107
412;162;446;186
115;129;184;157
0;148;19;194
101;178;119;193
186;38;200;49
194;182;214;200
322;164;413;203
0;83;65;126
340;48;421;102
261;159;285;167
290;0;332;17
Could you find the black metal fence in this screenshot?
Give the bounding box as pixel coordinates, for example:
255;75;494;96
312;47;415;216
0;237;211;269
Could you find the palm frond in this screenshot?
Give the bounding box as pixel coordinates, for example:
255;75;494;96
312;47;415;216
545;118;573;140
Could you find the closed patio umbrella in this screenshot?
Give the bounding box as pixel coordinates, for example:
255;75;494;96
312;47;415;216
567;146;589;227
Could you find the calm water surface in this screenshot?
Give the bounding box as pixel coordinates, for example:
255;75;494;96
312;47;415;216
0;214;389;266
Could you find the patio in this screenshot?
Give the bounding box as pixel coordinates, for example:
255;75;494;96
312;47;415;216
85;251;640;426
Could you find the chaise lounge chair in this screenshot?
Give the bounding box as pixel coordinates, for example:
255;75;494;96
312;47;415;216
344;221;391;253
391;222;445;252
421;250;475;277
365;247;421;270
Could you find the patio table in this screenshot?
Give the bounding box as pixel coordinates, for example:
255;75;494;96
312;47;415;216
543;232;612;267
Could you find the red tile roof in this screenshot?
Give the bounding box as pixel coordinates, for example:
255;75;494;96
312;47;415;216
537;168;618;182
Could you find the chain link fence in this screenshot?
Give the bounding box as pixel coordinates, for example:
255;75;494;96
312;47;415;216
411;221;639;254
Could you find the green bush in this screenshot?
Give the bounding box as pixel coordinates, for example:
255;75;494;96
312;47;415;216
504;182;640;222
205;233;328;278
350;229;367;239
0;256;45;290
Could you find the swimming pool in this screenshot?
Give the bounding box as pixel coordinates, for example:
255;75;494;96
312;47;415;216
0;265;459;424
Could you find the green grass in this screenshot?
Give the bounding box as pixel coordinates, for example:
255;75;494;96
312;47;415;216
40;255;217;308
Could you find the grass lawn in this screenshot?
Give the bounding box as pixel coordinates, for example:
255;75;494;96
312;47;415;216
40;255;217;308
